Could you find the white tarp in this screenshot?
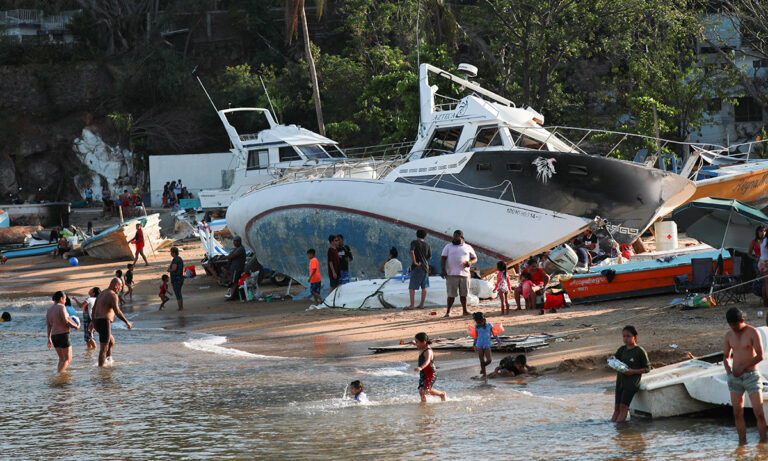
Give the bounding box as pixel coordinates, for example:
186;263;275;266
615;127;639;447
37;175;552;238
315;276;482;309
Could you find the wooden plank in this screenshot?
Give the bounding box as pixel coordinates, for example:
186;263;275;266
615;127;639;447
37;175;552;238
369;334;563;353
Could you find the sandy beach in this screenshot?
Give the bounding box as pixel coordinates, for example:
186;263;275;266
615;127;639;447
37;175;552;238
1;228;750;378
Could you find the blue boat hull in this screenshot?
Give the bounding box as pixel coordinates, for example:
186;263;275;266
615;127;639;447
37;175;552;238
3;244;56;259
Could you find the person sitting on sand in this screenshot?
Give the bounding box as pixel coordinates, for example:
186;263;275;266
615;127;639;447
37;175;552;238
611;325;651;423
488;354;531;378
349;380;368;403
0;251;6;265
379;247;403;279
412;332;447;402
514;259;549;310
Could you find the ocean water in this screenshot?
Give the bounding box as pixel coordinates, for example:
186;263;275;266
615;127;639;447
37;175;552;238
1;297;766;460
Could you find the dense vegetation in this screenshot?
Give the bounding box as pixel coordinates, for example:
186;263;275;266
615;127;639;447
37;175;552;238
1;0;765;160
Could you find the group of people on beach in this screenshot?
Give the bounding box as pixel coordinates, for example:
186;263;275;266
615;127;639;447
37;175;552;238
161;179;192;208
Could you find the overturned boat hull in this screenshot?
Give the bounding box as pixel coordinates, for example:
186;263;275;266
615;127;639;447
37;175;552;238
226;178;593;284
82;214;165;260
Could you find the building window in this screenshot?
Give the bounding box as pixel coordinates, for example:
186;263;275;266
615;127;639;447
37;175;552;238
734;97;764;123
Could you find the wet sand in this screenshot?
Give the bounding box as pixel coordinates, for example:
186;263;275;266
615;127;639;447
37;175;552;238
1;234;754;380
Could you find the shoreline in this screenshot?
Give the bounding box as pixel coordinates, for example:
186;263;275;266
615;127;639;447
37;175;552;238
2;233;751;387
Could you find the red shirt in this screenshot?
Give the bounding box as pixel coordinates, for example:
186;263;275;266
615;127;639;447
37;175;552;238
529;268;546;286
159;281;168;296
327;247;340;277
309;257;321;283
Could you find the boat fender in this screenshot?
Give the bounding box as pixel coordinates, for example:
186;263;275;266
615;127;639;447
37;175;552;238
467;325;477;339
491;323;504;336
601;269;616;283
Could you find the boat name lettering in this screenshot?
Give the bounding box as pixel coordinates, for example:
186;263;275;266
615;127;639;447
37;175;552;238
569;277;603;287
732;173;768;195
506;208;540;220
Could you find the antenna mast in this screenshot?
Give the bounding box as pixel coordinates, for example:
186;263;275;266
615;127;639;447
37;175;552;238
260;75;280;124
191;66;218;113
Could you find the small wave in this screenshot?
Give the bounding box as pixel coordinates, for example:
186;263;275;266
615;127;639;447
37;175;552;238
183;335;283;359
0;297;52;312
356;366;410;377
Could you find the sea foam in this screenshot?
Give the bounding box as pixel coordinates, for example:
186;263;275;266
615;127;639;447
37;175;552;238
183;335;282;359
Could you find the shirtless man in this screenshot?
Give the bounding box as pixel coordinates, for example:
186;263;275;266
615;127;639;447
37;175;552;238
724;307;767;444
91;278;133;367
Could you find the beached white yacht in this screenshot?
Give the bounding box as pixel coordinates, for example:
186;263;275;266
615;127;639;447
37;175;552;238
631;326;768;419
198;107;376;209
225;63;696;283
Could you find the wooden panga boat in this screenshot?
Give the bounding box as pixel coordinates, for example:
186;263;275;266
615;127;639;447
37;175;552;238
2;243;56;259
559;249;732;304
82;214;166;260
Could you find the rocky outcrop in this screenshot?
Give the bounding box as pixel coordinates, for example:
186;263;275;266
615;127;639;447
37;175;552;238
73;127;135;199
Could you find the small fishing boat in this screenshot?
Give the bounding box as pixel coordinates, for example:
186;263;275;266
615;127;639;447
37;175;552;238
559;248;731;304
631;326;768;419
2;243;56;259
81;214;166;260
685;160;768;209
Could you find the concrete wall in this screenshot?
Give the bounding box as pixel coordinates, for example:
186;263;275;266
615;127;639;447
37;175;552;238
149;152;236;206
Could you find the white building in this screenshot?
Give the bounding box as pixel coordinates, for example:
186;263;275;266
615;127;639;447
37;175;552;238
0;9;80;44
692;12;768;148
148;152;235;207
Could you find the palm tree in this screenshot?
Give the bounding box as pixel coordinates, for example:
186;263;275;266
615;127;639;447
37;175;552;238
285;0;325;136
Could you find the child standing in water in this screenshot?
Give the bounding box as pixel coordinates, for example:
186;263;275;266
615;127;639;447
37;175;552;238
124;264;135;301
349;380;368;403
412;332;447;402
472;312;499;378
495;261;512;315
115;269;126;306
159;274;170;310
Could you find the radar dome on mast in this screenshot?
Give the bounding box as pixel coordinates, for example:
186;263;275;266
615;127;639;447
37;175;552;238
457;63;478;78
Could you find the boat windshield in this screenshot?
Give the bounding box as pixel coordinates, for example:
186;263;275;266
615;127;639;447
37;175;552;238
322;144;346;158
424;126;463;157
298;145;330;159
472;126;505;149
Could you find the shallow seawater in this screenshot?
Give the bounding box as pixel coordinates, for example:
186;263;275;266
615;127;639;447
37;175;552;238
1;298;766;460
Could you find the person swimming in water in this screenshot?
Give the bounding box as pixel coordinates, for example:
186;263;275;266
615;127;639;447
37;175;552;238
413;332;447;402
349;380;368;403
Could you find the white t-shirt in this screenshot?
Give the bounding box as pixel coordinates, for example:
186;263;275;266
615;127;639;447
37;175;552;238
761;238;768;261
84;296;97;319
441;242;477;277
383;258;403;278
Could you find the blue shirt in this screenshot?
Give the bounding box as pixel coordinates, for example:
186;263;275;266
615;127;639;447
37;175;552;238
474;323;496;349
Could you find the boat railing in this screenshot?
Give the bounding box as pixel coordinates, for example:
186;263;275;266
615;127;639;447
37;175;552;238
343;140;416;160
240;155;409;198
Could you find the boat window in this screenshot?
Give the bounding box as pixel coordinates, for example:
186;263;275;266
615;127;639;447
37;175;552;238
299;145;330;159
476;162;492;171
568;165;588;176
279;146;301;162
247;149;268;170
510;130;545;150
473;126;503;148
506;163;522;172
322;144;346;158
424;126;463;157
